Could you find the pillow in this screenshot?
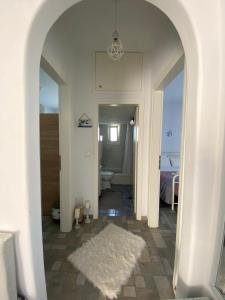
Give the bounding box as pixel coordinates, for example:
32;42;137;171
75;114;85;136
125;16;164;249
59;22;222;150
160;155;171;169
169;155;180;168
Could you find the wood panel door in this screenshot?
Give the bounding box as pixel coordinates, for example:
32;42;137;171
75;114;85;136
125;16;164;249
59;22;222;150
40;114;60;216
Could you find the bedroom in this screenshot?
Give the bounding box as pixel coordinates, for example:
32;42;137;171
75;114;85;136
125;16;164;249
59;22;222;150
159;69;184;211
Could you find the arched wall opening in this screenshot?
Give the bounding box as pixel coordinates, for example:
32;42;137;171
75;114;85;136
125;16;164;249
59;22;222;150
38;0;188;229
18;0;221;299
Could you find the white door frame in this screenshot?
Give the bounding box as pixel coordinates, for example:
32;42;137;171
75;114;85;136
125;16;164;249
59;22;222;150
133;106;139;214
40;57;72;232
93;101;143;220
148;90;164;227
148;54;186;290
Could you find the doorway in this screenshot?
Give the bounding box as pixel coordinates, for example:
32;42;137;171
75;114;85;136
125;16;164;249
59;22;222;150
39;67;60;225
159;70;184;212
98;104;139;217
159;69;185;284
148;56;186;290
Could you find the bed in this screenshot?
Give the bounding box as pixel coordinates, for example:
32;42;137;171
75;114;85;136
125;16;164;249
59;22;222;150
160;154;180;210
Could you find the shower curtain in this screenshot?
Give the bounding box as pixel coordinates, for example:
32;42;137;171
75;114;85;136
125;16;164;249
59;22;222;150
122;124;133;175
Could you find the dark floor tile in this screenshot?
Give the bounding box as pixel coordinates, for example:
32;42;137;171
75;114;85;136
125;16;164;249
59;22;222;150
99;184;134;217
136;287;160;300
43;206;176;300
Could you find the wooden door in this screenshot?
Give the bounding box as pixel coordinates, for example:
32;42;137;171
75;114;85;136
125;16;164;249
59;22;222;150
40;114;60;216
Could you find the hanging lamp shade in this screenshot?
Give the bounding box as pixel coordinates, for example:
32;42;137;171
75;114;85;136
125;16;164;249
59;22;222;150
107;0;124;61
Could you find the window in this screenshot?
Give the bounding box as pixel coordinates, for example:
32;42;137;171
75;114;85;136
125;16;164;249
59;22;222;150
108;125;120;143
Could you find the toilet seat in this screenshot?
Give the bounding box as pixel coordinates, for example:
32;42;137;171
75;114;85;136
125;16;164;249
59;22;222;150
101;171;114;177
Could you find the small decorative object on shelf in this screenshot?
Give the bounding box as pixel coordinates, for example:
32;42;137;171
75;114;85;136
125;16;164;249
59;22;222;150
85;200;91;223
77;113;93;128
74;208;81;229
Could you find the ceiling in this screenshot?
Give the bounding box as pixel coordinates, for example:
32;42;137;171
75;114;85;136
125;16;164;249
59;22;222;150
54;0;181;54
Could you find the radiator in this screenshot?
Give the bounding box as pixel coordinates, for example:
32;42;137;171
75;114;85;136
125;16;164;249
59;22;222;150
0;232;17;300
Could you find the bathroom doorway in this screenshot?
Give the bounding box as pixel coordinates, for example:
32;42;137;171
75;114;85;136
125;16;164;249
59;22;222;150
98;104;139;217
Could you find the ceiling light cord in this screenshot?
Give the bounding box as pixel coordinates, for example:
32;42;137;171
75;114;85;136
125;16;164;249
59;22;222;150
107;0;124;61
114;0;118;32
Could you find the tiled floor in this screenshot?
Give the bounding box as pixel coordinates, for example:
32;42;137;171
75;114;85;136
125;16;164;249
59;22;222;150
99;184;134;217
43;208;177;300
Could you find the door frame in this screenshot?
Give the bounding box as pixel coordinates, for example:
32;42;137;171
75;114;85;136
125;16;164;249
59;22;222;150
148;54;187;290
40;57;72;232
93;102;143;220
133;106;139;214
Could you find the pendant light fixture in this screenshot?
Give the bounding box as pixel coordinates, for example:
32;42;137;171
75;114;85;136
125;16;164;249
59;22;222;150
107;0;124;61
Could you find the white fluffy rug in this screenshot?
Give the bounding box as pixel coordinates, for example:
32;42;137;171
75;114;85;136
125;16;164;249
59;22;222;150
68;223;146;299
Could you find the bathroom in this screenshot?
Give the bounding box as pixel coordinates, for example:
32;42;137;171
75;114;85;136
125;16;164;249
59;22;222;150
98;104;138;217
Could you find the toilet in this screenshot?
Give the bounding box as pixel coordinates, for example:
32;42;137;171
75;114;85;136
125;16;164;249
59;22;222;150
101;171;114;190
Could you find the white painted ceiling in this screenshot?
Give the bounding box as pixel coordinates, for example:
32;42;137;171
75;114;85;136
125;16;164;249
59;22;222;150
54;0;181;54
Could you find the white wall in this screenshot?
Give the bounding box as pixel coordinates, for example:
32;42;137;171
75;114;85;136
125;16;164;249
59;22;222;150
0;0;224;299
149;1;225;298
39;68;59;113
161;70;184;153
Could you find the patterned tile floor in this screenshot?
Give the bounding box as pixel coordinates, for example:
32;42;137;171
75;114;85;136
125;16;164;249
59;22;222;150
43;208;177;300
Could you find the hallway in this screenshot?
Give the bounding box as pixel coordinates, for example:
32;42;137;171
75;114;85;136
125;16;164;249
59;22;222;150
43;208;176;300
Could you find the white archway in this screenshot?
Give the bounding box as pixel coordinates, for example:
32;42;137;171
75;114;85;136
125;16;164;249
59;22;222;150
1;1;224;299
25;1;199;299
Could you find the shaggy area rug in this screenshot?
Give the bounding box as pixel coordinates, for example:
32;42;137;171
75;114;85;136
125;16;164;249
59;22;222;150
68;223;146;299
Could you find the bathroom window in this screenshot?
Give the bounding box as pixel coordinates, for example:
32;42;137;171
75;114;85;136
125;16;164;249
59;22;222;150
108;125;120;143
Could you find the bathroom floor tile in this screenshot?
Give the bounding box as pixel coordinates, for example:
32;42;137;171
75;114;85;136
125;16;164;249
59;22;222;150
99;184;134;217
